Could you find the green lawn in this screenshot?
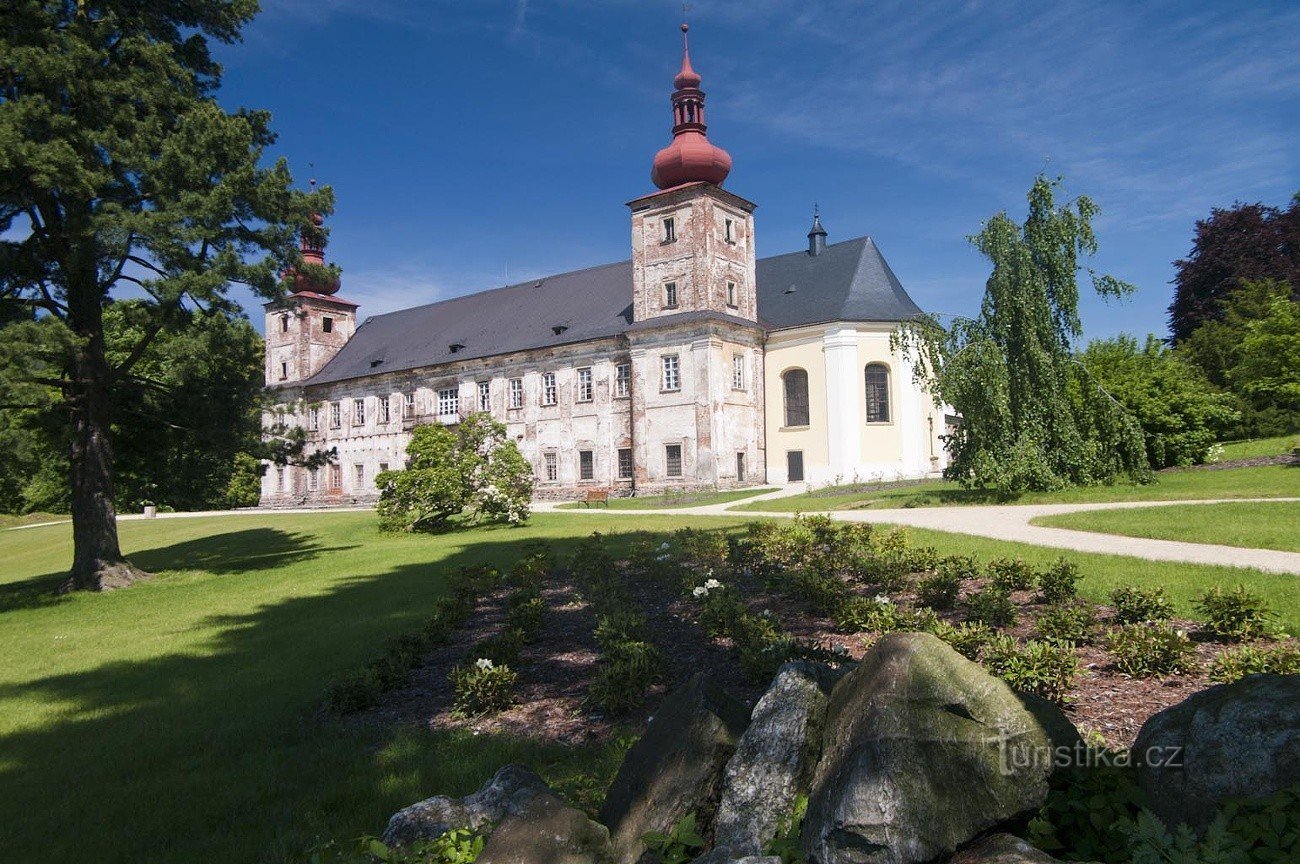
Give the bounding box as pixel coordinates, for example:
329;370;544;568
737;465;1300;512
2;510;1296;863
556;487;777;510
1033;501;1300;553
1217;434;1300;461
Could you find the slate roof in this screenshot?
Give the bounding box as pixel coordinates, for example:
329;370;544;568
305;236;923;386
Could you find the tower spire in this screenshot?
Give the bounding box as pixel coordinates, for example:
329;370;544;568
808;204;827;256
650;22;732;190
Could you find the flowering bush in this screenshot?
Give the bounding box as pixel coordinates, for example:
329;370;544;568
450;657;517;716
1106;623;1198;677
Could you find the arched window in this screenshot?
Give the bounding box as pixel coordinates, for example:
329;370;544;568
865;363;890;423
782;368;810;427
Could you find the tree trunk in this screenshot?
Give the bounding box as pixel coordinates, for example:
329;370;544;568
63;274;151;592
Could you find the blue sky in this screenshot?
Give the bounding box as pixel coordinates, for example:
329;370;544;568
217;0;1300;341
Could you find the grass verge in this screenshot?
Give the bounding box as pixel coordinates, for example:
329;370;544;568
1217;434;1299;461
1032;501;1300;554
556;487;777;510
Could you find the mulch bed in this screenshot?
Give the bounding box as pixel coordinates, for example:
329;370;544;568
359;560;1287;751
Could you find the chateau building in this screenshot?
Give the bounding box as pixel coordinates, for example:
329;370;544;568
260;26;948;506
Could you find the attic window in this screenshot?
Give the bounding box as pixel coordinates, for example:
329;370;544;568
784;284;798;295
552;325;568;336
449;343;465;354
369;359;385;368
322;316;334;333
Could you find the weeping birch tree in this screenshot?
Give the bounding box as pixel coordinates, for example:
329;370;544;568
895;175;1148;493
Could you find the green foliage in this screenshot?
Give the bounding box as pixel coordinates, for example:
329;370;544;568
835;595;906;634
1038;558;1083;604
1110;585;1177;625
893;175;1149;493
987;557;1038;592
931;621;994;660
1035;602;1099;644
915;565;964;610
642;813;705;864
1107;623;1198;677
967;586;1018;629
309;828;486;864
450;659;518;717
1126;784;1300;864
1081;335;1239;468
1209;644;1300;683
981;635;1079;704
764;794;809;864
1027;763;1146;863
377;414;532;532
1195;586;1279;641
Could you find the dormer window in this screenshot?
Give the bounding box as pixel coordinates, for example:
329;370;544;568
449;343;465;354
724;218;735;244
664;281;678;309
662;217;676;243
552;325;568;336
322;316;333;333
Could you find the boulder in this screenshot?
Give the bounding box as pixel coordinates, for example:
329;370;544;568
713;662;840;855
477;792;614;864
948;834;1063;864
1133;673;1300;831
689;851;782;864
802;633;1081;864
382;764;551;848
599;674;751;864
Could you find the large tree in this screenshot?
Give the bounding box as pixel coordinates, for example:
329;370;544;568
1168;195;1300;343
896;175;1148;493
0;1;327;589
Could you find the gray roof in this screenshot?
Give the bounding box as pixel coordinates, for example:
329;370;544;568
305;236;922;386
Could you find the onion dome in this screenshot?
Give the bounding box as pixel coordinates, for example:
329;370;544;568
283;210;341;295
650;24;732;190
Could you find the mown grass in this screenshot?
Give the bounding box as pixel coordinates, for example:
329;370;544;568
0;511;65;529
2;510;1296;863
1033;501;1300;554
736;465;1300;512
1217;434;1299;461
555;487;777;510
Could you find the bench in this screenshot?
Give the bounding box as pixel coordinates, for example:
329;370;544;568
582;488;610;508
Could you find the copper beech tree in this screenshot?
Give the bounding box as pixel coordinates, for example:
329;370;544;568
0;1;327;590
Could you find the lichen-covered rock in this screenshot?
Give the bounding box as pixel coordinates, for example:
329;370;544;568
382;764;551;848
713;662;840;855
948;834;1064;864
689;850;782;864
802;633;1080;864
477;792;614;864
599;674;751;864
1133;673;1300;831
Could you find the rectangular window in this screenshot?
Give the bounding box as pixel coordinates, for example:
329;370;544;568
665;444;683;478
276;467;285;492
865;365;891;423
724;217;735;244
544;451;558;482
578;450;594;481
352;398;365;425
279;361;288;381
354;464;364;487
308;467;319;491
662;354;680;392
541;372;557;406
726;280;738;308
732;353;745;390
663;281;678;309
509;377;524;409
280;314;289;333
403;392;415;419
378;462;389;475
438;387;458;417
663;217;676;243
617;448;633;480
787;451;805;482
576;367;593;402
328;464;341;489
478;381;491;413
307;406;319;431
614;363;631;398
736;452;746;482
379;396;391;424
329;401;341;429
322;316;334;333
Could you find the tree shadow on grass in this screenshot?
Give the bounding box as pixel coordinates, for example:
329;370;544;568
0;524;700;864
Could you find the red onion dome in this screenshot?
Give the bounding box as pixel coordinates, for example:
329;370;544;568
650;24;731;190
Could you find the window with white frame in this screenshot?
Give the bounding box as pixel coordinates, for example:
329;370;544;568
614;363;631;398
617;448;633;480
352;398;365;425
543;451;558;482
541;372;557;406
307;406;319;431
329;401;341;429
379;395;391;424
509;377;524;409
438;387;458;417
732;353;745;390
665;444;683;478
328;464;341;489
662;354;680;391
726;280;738;308
478;381;491;413
403;392;415;418
576;367;593;402
663;281;678;309
353;464;364;487
578;450;594;480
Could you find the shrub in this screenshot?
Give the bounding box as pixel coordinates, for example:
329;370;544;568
986;557;1037;592
787;567;849;614
1210;644;1300;683
589;640;663;715
1125;783;1300;864
506;593;545;640
593;609;647;650
642;813;705;864
732;611;798;683
916;567;963;610
1035;602;1099;644
1109;585;1176;625
931;621;994;660
450;658;517;716
309;827;487;864
469;630;522;668
835;595;904;634
1037;558;1082;604
1107;623;1198;677
1027;764;1145;864
1194;585;1278;641
967;586;1018;628
982;635;1079;704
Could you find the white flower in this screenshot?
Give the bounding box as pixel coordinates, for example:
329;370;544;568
656;553;670;562
704;578;723;590
475;658;495;671
874;594;893;605
693;586;709;598
659;542;671;551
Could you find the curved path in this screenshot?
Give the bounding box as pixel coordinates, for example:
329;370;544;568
534;494;1300;575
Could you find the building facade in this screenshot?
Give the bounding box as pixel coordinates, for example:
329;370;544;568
260;27;948;506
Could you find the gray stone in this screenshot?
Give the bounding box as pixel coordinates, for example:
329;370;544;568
382;764;551;848
948;834;1063;864
1133;673;1300;831
690;851;782;864
599;674;751;864
477;792;614;864
802;633;1081;864
714;662;839;855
